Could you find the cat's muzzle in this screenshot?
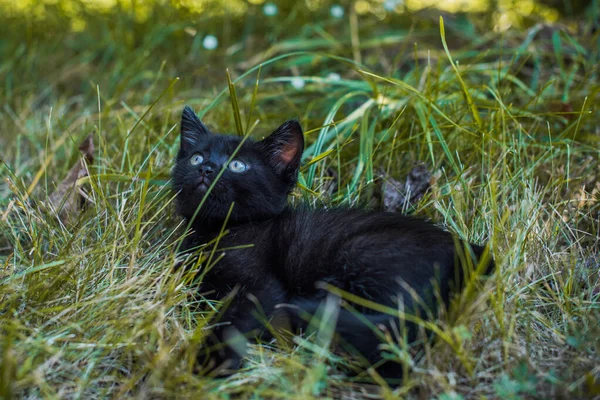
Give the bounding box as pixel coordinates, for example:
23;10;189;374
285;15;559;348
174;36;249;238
195;176;211;193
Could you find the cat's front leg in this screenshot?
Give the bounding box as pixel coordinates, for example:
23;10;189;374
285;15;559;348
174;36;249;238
197;279;287;375
197;321;244;375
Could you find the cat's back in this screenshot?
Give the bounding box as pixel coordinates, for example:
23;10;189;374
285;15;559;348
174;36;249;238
270;207;459;290
274;207;454;250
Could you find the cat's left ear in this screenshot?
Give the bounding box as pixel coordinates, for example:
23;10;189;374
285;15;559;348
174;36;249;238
259;120;304;181
180;105;210;151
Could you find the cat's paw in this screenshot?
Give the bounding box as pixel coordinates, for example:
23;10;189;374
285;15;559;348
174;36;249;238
196;326;247;376
196;345;242;377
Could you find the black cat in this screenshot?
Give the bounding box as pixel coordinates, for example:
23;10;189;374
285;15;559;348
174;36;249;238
172;106;494;380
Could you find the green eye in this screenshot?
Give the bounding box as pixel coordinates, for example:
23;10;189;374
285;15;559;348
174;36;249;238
189;153;204;166
228;159;248;173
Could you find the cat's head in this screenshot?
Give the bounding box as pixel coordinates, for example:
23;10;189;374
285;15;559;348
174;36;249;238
172;106;304;224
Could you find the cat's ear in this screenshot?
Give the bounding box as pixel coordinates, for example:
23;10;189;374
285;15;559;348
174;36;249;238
180;105;210;150
259;120;304;181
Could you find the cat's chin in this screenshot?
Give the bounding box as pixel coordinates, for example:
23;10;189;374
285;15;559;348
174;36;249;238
194;177;212;194
196;182;209;193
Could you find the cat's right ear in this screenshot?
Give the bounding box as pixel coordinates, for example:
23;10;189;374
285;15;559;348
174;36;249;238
259;120;304;182
180;105;210;150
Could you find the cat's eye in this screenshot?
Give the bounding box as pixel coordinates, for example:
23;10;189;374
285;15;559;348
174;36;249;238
228;160;248;173
189;153;204;166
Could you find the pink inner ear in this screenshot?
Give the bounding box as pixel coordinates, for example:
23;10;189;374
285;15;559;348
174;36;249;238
278;144;297;164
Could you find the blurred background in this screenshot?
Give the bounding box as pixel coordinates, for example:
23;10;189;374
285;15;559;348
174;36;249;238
0;0;597;113
1;0;598;212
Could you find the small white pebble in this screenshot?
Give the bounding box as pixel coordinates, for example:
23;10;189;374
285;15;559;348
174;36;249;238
291;77;305;89
384;0;402;11
263;3;278;16
330;5;344;19
202;35;218;50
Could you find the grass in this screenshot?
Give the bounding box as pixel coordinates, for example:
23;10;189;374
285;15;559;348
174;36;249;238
1;0;599;398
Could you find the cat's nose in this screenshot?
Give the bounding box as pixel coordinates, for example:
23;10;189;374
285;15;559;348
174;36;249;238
199;164;214;176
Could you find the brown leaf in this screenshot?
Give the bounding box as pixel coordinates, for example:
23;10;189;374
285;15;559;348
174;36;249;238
381;164;431;213
549;101;575;122
45;134;94;223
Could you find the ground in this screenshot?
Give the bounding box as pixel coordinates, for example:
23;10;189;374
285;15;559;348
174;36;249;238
0;1;599;398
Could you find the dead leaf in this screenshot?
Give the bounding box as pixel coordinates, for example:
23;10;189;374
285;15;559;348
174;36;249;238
549;101;575;122
322;167;339;197
381;164;431;213
44;134;94;223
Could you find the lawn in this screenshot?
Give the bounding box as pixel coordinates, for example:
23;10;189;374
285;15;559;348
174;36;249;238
0;0;599;398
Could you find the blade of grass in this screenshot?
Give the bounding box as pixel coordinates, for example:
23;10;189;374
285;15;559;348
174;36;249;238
226;68;244;136
439;16;482;129
245;64;262;135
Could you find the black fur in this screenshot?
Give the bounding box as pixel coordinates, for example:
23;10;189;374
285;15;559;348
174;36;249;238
172;106;494;380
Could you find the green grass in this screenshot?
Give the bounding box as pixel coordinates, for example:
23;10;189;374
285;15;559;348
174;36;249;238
1;1;599;398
